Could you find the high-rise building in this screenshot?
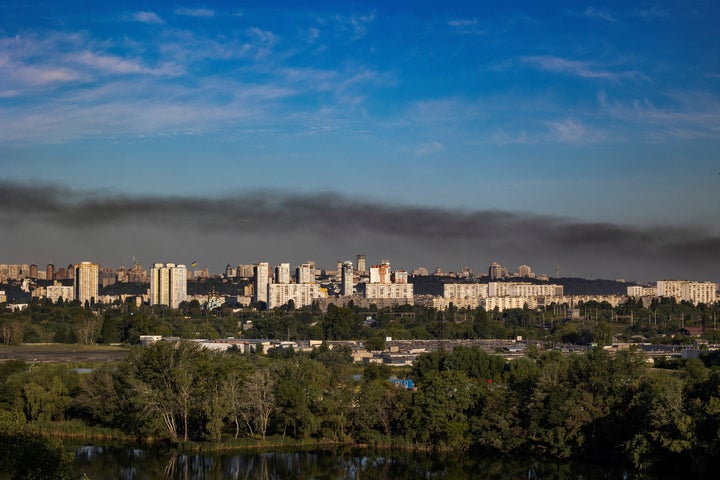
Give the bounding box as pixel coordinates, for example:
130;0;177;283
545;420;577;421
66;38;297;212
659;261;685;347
254;262;270;305
370;260;391;284
488;262;507;279
296;263;315;284
29;264;38;279
46;263;55;281
357;254;366;274
237;264;255;278
275;263;291;284
73;261;99;305
516;265;534;278
150;263;187;309
342;261;354;296
393;270;408;284
225;264;236;278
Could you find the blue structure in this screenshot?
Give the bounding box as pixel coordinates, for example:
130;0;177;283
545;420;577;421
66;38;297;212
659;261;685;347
389;378;415;390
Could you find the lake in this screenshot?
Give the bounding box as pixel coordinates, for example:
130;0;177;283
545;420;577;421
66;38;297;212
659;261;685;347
72;445;654;479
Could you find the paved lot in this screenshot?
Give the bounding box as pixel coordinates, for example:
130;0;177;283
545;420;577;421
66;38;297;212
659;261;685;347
0;344;129;363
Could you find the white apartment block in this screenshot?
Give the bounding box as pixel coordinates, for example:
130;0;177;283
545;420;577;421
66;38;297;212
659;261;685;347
47;283;74;303
443;283;489;300
393;270;409;284
364;283;414;300
254;262;270;305
150;263;187;309
627;286;657;297
275;263;291;284
74;261;99;305
267;283;327;309
341;261;354;297
296;263;315;284
433;296;482;310
656;280;717;305
369;261;391;284
488;282;563;297
237;264;256;278
484;296;531;312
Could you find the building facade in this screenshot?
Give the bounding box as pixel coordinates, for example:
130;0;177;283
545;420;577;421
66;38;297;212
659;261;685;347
656;280;717;305
254;262;270;305
341;261;354;296
267;283;327;309
73;261;99;305
275;263;291;284
149;263;187;309
296;263;315;284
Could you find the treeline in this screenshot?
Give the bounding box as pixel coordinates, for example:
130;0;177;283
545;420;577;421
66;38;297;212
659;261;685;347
2;343;720;475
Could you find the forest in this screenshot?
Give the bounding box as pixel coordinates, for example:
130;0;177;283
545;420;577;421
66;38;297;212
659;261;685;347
2;341;720;478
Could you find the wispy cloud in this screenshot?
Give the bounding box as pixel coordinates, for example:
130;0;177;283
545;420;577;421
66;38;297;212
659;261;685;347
599;90;720;139
546;119;604;144
175;7;215;18
331;12;375;40
133;11;164;24
447;17;484;35
521;55;640;81
581;7;617;22
305;27;320;44
490;130;529;145
414;141;445;156
638;5;670;19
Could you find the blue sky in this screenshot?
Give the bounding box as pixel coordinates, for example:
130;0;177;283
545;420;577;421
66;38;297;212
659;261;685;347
1;1;719;280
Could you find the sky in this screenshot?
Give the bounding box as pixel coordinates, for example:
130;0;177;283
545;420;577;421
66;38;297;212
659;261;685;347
1;1;719;282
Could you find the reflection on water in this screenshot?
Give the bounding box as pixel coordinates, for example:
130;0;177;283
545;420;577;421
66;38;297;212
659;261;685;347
74;445;644;479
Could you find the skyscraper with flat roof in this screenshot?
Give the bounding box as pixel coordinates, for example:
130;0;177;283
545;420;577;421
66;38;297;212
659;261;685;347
74;261;99;305
342;261;354;296
357;254;366;274
150;263;187;309
254;262;270;305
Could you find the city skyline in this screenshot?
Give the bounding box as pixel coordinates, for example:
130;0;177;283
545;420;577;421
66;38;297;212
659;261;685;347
1;1;719;282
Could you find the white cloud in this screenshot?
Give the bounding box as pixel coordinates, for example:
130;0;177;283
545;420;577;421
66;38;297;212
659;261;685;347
69;51;153;75
600;91;720;139
546;119;605;144
582;7;617;22
490;130;529;145
638;5;670;19
414;141;445;156
447;17;484;35
305;27;320;44
133;11;164;24
448;18;477;27
521;55;640;81
175;7;215;18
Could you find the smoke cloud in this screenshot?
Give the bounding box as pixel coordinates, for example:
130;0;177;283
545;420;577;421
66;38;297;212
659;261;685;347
1;180;718;281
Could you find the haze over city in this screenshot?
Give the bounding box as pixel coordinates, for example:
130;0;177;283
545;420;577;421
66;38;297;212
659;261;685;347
1;1;719;281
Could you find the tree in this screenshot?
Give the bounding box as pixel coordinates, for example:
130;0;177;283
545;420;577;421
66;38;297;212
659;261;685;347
238;368;277;440
274;357;327;438
123;341;220;442
626;374;694;470
412;370;477;450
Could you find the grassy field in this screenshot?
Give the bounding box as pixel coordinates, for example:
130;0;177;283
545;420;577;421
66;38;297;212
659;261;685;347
0;343;129;363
